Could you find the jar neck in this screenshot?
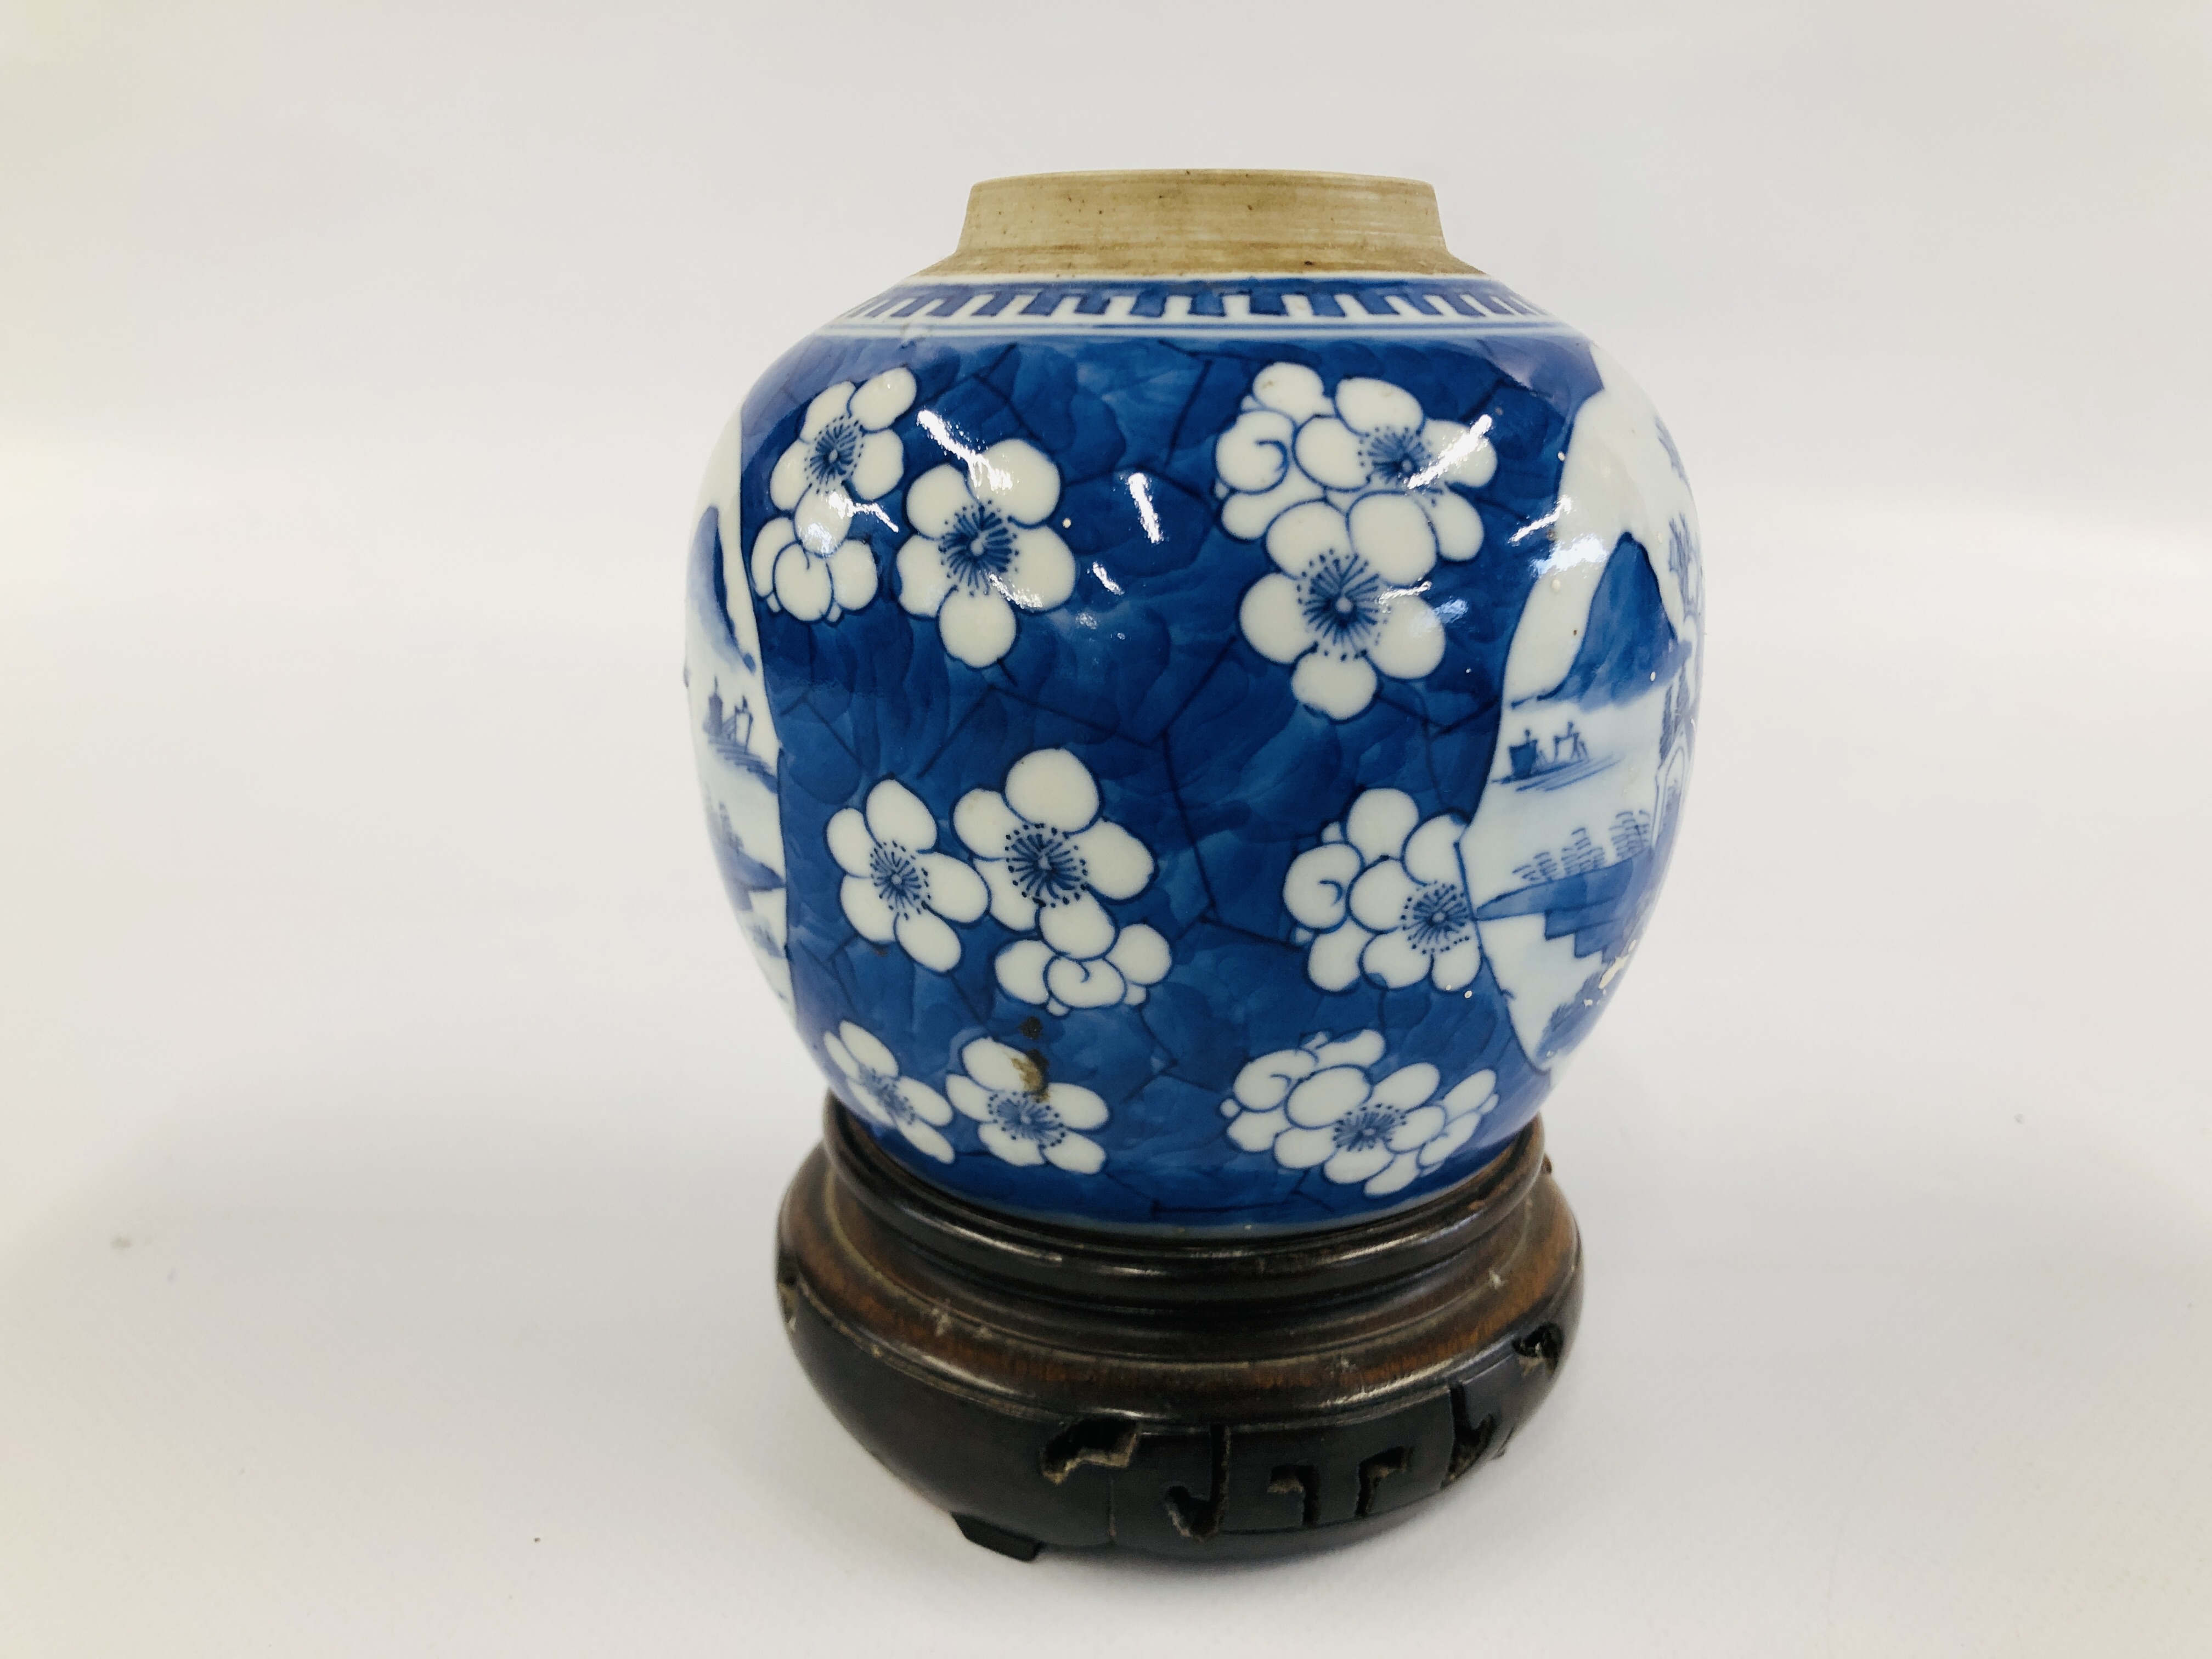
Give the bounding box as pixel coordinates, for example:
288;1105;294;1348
914;169;1478;280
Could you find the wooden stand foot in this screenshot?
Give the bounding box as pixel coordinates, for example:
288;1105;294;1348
776;1101;1582;1561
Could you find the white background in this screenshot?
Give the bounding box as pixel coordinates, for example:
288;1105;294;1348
3;1;2209;1652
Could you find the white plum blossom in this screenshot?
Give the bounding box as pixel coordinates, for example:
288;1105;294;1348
827;778;988;972
955;747;1169;1015
824;1020;956;1164
1213;362;1494;558
992;925;1171;1019
958;749;1151;958
898;435;1075;668
754;367;916;622
947;1037;1109;1173
1284;788;1479;992
1239;495;1446;720
1220;1029;1499;1197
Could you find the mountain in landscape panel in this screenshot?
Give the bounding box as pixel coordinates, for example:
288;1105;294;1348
1536;535;1680;707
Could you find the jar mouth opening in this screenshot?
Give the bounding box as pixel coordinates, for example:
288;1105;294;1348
917;168;1480;280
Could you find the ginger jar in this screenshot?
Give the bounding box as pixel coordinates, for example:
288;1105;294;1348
683;170;1702;1232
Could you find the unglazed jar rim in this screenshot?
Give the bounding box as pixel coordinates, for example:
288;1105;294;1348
914;168;1482;280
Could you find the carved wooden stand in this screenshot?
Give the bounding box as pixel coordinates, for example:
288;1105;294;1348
776;1101;1582;1561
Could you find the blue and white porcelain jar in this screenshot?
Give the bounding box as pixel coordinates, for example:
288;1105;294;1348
685;171;1701;1233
